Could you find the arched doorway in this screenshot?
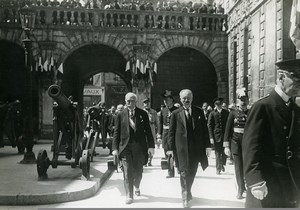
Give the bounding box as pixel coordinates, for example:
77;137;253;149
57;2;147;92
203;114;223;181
43;44;130;129
152;47;218;109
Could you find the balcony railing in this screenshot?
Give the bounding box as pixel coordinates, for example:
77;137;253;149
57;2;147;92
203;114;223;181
0;6;227;32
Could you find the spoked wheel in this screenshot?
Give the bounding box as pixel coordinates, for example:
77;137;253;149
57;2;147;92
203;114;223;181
80;149;90;180
37;150;50;180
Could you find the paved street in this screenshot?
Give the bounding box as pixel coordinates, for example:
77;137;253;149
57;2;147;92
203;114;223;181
1;147;245;209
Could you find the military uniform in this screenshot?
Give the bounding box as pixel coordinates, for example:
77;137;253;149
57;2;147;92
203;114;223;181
224;107;248;197
207;108;229;174
243;90;300;207
158;106;178;153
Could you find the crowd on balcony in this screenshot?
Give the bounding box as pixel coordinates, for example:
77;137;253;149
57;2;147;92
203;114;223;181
0;0;225;15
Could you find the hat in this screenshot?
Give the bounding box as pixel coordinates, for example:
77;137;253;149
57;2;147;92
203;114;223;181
142;97;150;103
213;97;224;104
275;59;300;76
236;87;248;99
161;90;173;99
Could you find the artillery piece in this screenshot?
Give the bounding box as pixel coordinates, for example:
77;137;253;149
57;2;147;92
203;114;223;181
36;84;90;180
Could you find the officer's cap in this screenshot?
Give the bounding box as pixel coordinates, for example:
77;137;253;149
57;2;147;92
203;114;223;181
275;59;300;77
213;97;224;104
142;97;150;103
161;90;174;99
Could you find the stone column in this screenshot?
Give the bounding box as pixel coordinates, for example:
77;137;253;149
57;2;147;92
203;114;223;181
217;81;228;102
132;79;151;109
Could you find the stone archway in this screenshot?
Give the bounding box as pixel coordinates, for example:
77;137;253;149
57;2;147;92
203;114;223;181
152;47;218;109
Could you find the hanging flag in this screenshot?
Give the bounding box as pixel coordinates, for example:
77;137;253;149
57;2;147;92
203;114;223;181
136;59;140;72
290;0;300;50
38;57;43;72
43;59;49;72
125;61;130;72
149;68;153;86
140;61;145;74
57;63;64;74
50;56;54;72
153;62;157;81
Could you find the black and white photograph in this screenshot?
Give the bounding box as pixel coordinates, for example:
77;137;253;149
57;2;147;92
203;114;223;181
0;0;300;208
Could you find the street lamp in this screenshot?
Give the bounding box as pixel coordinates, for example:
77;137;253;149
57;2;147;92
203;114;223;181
19;5;36;164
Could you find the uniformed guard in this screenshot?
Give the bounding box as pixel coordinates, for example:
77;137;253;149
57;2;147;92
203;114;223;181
157;90;178;178
223;88;249;199
142;97;159;166
207;97;229;175
242;59;300;207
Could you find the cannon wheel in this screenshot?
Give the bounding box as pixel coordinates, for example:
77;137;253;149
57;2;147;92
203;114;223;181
81;149;90;180
37;149;50;180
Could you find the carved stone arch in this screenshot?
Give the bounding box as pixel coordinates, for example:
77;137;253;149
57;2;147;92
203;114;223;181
54;33;131;65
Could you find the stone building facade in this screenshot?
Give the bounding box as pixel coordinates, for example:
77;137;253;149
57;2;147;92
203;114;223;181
226;0;296;104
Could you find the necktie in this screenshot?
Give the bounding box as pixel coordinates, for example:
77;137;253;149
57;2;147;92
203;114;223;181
185;108;191;120
129;110;136;131
286;98;294;109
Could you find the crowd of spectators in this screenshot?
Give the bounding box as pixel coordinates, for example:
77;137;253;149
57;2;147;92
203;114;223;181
1;0;225;15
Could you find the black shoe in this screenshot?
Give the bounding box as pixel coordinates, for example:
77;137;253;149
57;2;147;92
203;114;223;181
183;200;189;208
216;170;221;175
148;162;152;166
135;190;140;196
222;166;225;172
125;198;133;204
166;175;174;178
236;192;243;199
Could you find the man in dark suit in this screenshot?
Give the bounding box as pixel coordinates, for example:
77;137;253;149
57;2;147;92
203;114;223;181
112;92;155;205
242;59;300;208
157;90;178;178
207;97;229;175
168;89;211;208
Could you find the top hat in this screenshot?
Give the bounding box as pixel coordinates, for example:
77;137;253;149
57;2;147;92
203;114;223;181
142;97;150;103
161;90;174;99
275;59;300;76
213;97;224;104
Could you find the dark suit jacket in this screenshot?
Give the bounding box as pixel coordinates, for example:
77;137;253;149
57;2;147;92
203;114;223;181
112;107;155;164
242;89;300;207
168;106;210;171
207;108;229;143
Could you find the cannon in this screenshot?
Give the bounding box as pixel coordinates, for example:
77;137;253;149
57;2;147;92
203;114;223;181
36;84;90;180
83;103;112;161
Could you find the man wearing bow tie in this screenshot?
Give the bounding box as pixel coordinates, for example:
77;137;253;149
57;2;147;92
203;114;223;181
242;59;300;207
112;92;155;205
168;89;211;208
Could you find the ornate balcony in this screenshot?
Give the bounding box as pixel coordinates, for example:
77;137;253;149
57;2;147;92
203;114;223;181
0;6;227;33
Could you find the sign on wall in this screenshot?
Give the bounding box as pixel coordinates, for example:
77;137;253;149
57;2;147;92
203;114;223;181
84;87;105;96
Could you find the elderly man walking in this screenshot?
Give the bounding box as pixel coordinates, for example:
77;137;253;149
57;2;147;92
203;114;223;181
168;89;211;208
112;92;155;204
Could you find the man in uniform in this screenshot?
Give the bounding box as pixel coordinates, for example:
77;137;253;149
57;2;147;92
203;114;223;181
112;92;155;204
157;90;178;178
207;97;229;175
142;97;159;166
242;59;300;207
224;88;249;199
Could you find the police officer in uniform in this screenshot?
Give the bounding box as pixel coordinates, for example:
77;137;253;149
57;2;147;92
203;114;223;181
224;88;249;199
157;90;178;178
242;59;300;207
207;97;229;175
